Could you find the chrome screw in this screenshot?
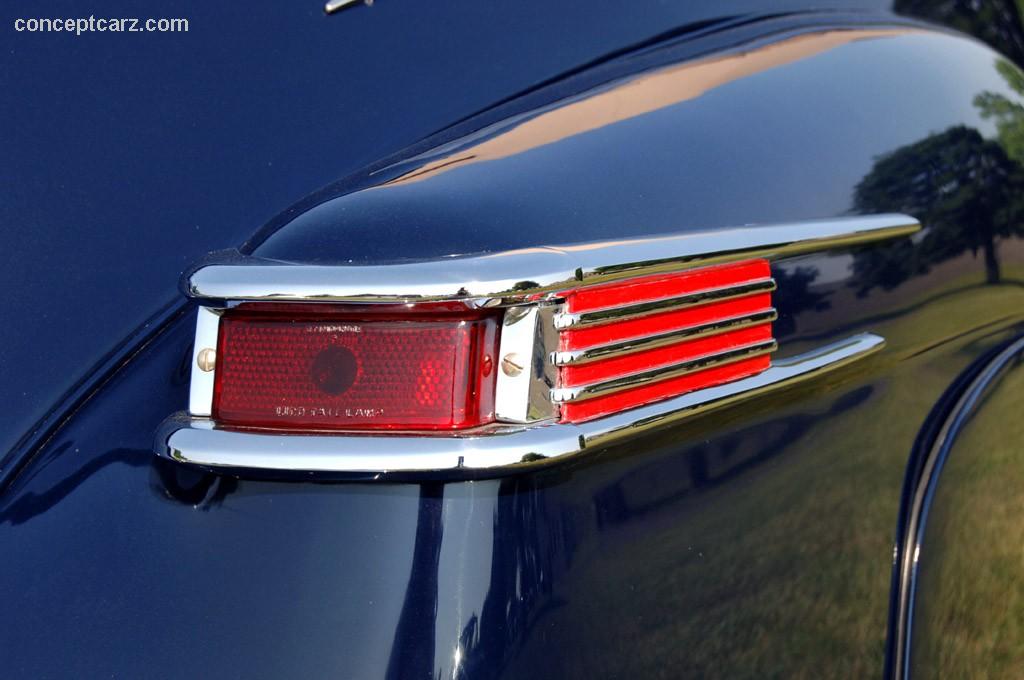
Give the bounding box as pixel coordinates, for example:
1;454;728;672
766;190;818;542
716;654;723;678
501;353;524;377
196;348;217;372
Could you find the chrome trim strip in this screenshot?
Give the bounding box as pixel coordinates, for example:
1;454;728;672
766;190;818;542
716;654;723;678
324;0;365;14
553;279;776;329
551;339;778;403
188;307;221;417
156;333;883;473
553;309;777;366
889;334;1024;680
494;305;558;423
186;215;919;304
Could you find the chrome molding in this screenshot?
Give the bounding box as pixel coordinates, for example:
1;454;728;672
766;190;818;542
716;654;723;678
324;0;368;15
553;309;778;366
889;334;1024;680
188;307;221;417
186;214;919;304
551;339;778;403
494;305;558;423
156;333;885;474
553;279;777;329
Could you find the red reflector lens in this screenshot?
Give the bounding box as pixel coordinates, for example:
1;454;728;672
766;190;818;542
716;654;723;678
561;324;772;386
559;293;772;351
212;309;499;431
557;259;775;423
562;259;770;313
560;355;770;422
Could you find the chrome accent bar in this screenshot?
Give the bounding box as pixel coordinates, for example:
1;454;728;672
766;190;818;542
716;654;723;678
156;334;884;474
324;0;364;14
551;339;778;403
889;334;1024;680
186;215;919;304
553;279;776;329
493;306;539;423
493;305;558;423
553;308;777;366
188;308;221;417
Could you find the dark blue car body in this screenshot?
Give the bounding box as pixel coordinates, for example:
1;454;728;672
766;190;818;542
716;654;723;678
3;1;1024;677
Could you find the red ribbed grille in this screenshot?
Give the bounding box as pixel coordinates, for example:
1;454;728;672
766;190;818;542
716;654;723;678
564;259;769;313
562;324;772;386
562;356;771;423
560;294;771;354
555;260;776;423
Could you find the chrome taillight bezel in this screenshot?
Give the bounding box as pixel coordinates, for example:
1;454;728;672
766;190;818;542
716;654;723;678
157;214;918;475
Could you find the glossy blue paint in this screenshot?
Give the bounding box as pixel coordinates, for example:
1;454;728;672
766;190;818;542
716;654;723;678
1;0;1021;470
3;4;1024;679
4;0;894;464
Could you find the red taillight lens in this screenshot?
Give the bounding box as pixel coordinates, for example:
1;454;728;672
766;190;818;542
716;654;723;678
212;308;499;431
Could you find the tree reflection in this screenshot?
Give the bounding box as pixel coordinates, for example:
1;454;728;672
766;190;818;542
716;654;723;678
771;264;830;337
853;124;1024;292
852;55;1024;295
896;0;1024;68
976;58;1024;163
